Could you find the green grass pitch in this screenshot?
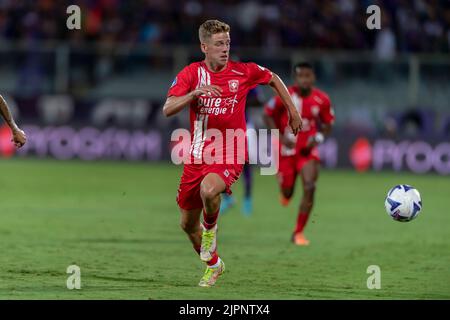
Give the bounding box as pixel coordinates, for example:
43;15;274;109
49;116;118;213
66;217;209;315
0;159;449;299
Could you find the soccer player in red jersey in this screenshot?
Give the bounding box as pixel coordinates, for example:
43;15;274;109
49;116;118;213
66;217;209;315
0;94;27;148
163;20;302;287
263;62;335;246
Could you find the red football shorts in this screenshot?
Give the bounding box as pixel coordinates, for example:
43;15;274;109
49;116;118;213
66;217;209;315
277;147;320;190
176;163;244;211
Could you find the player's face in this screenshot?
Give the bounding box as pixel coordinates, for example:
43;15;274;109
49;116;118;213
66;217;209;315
295;68;315;91
202;32;230;66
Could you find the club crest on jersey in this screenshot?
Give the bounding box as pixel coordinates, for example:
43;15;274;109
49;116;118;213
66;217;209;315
228;80;239;93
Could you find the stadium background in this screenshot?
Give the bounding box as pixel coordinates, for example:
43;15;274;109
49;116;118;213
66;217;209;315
0;0;449;299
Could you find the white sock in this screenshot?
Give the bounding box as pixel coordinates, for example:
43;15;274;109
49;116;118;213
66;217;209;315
208;258;221;268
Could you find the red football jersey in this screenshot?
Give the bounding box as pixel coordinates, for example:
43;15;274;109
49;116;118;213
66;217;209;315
167;60;273;164
264;86;334;156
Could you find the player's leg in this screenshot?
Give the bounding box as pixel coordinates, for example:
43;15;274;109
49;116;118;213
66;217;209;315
219;192;235;214
198;164;243;287
242;122;257;216
176;164;209;258
299;159;319;216
241;163;253;216
293;159;319;246
179;208;202;254
198;172;227;287
199;173;226;262
180;205;225;288
280;186;294;204
278;156;297;206
177;169;226;287
201;173;226;215
220;164;253;216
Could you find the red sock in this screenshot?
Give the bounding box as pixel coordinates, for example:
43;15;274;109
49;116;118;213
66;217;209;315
193;245;201;255
294;211;310;234
206;251;219;266
203;209;219;229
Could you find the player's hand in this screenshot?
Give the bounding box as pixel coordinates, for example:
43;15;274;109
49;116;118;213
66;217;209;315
191;85;223;98
306;132;324;149
11;127;26;148
289;111;302;135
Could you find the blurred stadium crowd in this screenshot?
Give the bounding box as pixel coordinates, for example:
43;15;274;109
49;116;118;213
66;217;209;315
0;0;449;142
0;0;449;53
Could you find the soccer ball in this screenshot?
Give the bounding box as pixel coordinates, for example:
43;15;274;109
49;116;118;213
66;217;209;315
385;184;422;222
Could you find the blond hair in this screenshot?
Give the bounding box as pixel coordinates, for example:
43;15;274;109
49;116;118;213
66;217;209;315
199;20;230;43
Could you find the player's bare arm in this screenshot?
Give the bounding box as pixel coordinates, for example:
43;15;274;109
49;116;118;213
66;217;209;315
163;85;223;117
268;74;302;135
263;111;296;148
0;94;27;148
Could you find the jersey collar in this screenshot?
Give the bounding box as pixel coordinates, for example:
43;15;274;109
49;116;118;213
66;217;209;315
201;60;231;74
